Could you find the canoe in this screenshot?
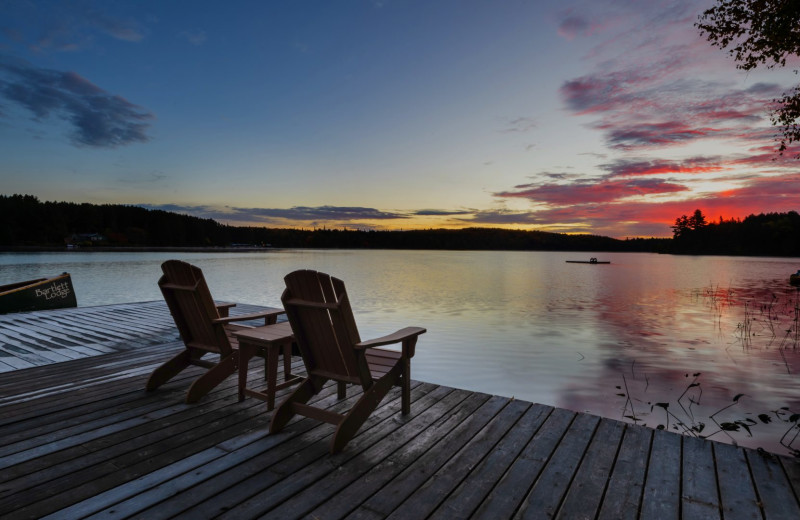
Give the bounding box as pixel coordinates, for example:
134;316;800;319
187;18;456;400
0;273;78;314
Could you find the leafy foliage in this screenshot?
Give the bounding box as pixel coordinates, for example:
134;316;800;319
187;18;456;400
697;0;800;156
671;208;800;256
671;209;707;238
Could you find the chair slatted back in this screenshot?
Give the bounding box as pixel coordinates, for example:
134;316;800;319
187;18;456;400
282;270;361;382
159;260;231;356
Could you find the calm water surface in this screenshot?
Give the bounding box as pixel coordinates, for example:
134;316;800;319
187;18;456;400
2;249;800;455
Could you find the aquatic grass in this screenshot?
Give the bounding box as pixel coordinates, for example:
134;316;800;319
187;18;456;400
693;283;800;350
696;283;734;327
620;282;800;455
618;373;639;424
616;370;800;456
778;409;800;457
649;374;706;437
704;284;800;350
735;300;754;348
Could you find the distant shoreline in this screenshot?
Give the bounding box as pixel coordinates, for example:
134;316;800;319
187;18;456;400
0;246;282;253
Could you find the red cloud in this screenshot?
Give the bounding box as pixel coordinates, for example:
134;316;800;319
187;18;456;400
485;171;800;238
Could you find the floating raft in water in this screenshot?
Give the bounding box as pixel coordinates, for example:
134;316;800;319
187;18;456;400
566;259;610;264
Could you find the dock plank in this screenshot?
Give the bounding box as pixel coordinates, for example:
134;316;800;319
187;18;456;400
516;412;600;519
556;417;626;520
714;442;761;520
0;303;798;520
346;394;510;520
640;428;681;520
58;382;363;519
747;448;800;520
214;385;456;519
382;399;531;520
316;392;497;519
597;421;652;520
470;407;573;519
429;403;551;520
681;435;720;520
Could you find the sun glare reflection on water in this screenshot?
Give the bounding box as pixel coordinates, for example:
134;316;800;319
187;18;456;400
2;249;800;455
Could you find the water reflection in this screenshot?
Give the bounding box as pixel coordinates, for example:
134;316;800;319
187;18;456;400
2;250;799;455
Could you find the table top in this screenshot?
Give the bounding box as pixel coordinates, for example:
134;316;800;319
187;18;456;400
233;320;294;343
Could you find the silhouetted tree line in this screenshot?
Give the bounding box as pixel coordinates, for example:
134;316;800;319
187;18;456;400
1;194;668;252
3;195;798;256
0;194;232;247
671;209;800;256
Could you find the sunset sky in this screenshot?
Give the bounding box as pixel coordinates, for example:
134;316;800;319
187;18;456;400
2;0;799;238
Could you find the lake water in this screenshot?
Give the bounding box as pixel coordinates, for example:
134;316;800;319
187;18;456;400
2;249;800;456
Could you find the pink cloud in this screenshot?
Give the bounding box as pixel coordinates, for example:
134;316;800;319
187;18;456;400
561;74;781;151
484;1;800;238
483;172;800;238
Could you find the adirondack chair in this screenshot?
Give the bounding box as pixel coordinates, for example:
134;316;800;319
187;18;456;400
270;269;426;453
147;260;284;403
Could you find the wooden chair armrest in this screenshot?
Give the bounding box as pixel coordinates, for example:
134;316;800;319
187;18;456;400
215;302;236;317
355;327;426;358
284;298;339;310
213;309;285;325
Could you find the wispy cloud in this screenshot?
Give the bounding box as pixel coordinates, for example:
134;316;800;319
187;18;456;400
30;7;145;52
118;171;166;184
500;116;536;133
84;9;144;43
556;12;597;40
456;209;545;226
496;178;688;205
178;29;207;46
0;56;153;147
414;209;473;216
600;157;726;177
561;72;780;151
138;204;411;226
555;1;786;156
482;0;800;237
241;206;409;221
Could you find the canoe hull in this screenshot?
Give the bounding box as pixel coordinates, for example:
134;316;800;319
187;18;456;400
0;273;78;314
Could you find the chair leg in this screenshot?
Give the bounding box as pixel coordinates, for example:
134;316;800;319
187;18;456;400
146;349;192;391
331;366;400;454
238;346;255;402
266;343;279;411
400;357;411;415
185;353;237;403
282;343;293;379
269;377;319;434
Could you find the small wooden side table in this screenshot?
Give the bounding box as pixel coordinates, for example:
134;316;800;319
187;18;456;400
234;321;303;410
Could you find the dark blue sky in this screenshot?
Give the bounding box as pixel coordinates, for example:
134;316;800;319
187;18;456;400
1;0;799;237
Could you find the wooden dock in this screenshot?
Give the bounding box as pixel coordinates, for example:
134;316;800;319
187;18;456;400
1;303;799;519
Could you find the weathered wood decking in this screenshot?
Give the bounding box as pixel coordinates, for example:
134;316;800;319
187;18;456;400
0;301;268;371
1;303;799;519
